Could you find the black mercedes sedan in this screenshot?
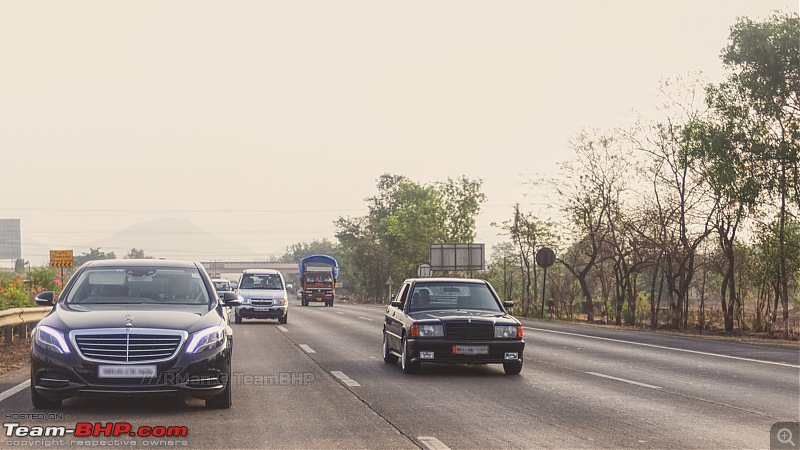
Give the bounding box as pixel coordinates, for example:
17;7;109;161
30;259;242;409
382;278;524;375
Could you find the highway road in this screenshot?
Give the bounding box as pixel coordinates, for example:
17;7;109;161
1;300;798;449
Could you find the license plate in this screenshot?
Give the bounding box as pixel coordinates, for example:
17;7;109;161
98;365;157;378
452;345;489;355
254;307;271;311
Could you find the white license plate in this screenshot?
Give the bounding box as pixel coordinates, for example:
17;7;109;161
254;307;272;311
452;345;489;355
98;365;157;378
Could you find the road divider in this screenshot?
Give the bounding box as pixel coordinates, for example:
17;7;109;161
299;344;316;354
0;380;30;403
418;436;451;450
586;372;662;390
331;371;360;387
277;325;288;332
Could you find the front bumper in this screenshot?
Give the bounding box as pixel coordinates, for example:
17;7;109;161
31;339;231;401
236;304;287;319
407;338;524;365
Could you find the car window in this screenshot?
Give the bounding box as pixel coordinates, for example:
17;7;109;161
65;268;210;305
213;281;231;291
392;283;409;309
407;282;502;312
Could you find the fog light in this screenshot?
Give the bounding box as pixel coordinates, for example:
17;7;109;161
504;352;519;360
420;351;435;360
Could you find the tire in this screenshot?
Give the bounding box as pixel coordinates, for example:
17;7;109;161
382;331;398;364
278;313;287;324
31;376;62;409
503;360;523;375
234;313;242;324
400;337;419;374
206;365;232;409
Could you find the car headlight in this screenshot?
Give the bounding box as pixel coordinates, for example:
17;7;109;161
274;297;287;305
240;297;251;305
186;326;225;353
34;325;71;354
494;325;520;338
411;324;443;337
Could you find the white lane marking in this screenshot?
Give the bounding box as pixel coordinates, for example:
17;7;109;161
358;317;373;322
299;344;316;354
524;326;800;368
0;380;30;403
586;372;662;390
331;370;361;387
335;311;345;315
276;326;288;332
418;436;451;450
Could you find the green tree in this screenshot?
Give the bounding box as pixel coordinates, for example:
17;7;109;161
74;248;116;267
279;239;339;263
124;248;153;259
686;12;799;336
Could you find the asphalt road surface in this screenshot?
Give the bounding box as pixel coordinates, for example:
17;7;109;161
1;301;798;449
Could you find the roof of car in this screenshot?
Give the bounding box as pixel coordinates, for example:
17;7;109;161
82;259;198;269
406;278;488;284
241;268;281;274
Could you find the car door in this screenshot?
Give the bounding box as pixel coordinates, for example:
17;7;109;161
385;282;410;350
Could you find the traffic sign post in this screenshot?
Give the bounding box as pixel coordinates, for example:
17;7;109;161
417;264;431;278
535;248;556;319
50;250;74;288
386;276;394;298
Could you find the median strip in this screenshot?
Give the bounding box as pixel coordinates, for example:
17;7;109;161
418;436;451;450
331;370;360;387
299;344;316;354
586;371;662;390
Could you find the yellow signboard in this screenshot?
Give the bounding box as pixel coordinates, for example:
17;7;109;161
49;250;74;268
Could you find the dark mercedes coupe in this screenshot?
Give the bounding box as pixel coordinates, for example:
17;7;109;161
382;278;524;375
30;259;242;409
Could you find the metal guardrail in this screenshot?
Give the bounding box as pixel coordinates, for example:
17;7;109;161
0;306;51;344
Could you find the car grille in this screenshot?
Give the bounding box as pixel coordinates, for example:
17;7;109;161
445;322;494;340
73;332;184;363
251;299;273;306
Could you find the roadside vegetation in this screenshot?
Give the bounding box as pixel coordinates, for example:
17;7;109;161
282;13;799;340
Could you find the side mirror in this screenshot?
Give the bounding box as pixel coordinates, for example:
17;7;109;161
35;291;56;306
390;301;402;309
503;301;514;309
222;292;242;307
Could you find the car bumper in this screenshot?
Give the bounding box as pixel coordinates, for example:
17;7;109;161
407;339;524;364
236;305;287;319
30;339;232;401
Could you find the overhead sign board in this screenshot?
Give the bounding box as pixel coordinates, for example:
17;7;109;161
49;250;74;268
429;244;485;272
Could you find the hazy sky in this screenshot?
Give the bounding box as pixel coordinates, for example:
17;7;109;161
0;1;796;265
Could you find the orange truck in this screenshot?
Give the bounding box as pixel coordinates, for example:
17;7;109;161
298;254;338;307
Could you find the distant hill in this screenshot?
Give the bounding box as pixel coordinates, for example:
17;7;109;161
76;218;266;261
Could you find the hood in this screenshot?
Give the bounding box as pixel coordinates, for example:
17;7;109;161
238;288;285;299
407;309;509;322
44;303;211;331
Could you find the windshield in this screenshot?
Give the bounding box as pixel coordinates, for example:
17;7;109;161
407;282;502;313
239;274;283;290
64;267;211;305
213;281;231;291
